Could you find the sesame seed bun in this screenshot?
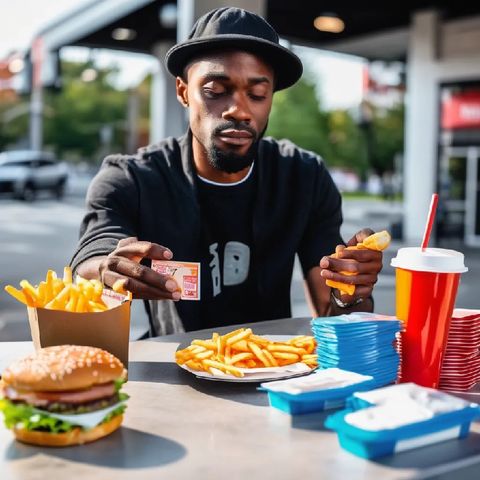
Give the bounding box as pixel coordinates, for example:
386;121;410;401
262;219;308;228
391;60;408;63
13;414;123;447
2;345;125;392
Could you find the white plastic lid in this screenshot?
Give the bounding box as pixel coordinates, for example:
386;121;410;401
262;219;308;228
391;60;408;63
390;247;468;273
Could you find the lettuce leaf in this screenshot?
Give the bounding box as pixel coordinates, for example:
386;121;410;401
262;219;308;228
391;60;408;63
0;398;74;433
114;378;130;403
114;377;126;392
101;404;127;424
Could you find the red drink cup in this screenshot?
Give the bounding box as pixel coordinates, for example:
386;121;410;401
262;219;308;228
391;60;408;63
391;248;468;388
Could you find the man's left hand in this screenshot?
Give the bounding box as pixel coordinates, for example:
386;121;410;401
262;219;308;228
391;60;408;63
320;228;383;303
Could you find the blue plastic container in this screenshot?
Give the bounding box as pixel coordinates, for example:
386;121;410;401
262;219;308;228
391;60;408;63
262;376;376;415
325;405;480;459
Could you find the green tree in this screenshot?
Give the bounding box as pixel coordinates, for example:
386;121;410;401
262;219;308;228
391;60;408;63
0;97;29;150
369;103;404;175
267;76;404;181
266;77;334;162
266;77;367;175
326;109;367;175
43;61;128;163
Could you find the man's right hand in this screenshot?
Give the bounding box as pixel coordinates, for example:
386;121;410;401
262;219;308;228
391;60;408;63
77;237;181;300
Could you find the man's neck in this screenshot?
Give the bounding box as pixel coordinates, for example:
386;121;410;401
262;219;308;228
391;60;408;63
191;135;251;184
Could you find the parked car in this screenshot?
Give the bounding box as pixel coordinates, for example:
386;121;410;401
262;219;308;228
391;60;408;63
0;150;69;201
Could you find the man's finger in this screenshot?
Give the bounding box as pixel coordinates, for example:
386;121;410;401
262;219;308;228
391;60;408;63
346;228;375;247
321;270;378;286
117;237;139;248
106;256;179;292
321;257;357;273
337;248;383;262
102;270;180;301
321;256;381;275
113;241;173;262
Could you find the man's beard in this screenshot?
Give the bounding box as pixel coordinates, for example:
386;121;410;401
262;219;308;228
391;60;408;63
207;122;267;174
208;140;257;174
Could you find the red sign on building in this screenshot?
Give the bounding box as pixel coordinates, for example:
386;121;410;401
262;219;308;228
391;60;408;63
442;91;480;129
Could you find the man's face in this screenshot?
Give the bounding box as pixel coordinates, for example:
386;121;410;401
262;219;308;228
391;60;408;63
178;51;274;174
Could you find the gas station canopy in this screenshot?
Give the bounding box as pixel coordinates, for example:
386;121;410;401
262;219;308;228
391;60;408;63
36;0;479;61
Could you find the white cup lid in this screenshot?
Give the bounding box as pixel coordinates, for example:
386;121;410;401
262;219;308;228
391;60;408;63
390;247;468;273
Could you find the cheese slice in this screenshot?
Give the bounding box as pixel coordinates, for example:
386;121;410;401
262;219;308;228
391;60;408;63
32;401;126;429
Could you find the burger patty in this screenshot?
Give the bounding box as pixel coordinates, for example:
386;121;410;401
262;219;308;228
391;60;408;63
38;394;120;414
6;393;120;415
3;382;116;407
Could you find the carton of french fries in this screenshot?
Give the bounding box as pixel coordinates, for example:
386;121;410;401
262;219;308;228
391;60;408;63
4;267;131;366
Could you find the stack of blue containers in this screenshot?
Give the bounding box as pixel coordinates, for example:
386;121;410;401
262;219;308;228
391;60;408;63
311;313;402;388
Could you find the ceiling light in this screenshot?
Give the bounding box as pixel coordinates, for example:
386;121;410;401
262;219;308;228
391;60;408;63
314;14;345;33
112;28;137;41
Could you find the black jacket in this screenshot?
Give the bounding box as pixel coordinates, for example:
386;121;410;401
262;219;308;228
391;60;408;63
71;132;343;332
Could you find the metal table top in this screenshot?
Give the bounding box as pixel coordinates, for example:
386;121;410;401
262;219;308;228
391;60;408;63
1;317;480;480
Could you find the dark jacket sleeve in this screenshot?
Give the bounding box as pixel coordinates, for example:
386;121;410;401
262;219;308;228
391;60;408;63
296;150;344;275
70;155;139;273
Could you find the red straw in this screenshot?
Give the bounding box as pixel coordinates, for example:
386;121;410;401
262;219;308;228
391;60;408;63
421;193;439;251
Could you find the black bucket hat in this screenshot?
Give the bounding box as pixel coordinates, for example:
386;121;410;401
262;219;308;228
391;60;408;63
165;7;303;91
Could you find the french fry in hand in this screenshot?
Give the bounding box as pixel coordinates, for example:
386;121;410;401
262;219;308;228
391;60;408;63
326;230;391;296
326;274;356;296
357;230;391;251
111;279;133;300
176;328;317;378
112;279;127;295
3;267;122;313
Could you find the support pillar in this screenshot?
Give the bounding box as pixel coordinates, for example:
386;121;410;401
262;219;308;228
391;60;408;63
404;10;440;243
149;42;186;143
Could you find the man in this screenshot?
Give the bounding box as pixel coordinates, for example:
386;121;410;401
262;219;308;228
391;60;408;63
71;7;383;335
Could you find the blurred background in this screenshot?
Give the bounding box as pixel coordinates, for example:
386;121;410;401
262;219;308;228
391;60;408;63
1;0;480;341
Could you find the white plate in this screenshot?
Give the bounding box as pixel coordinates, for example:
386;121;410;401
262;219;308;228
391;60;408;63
178;334;315;383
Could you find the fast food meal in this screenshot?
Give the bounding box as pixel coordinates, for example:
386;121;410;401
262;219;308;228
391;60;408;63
4;266;131;312
326;230;391;296
0;345;128;447
176;328;317;378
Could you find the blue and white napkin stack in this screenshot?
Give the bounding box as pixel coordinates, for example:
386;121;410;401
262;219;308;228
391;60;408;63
311;313;402;388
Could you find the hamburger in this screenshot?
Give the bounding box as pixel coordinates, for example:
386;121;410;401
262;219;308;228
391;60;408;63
0;345;128;447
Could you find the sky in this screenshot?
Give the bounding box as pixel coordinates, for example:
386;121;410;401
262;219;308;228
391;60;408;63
0;0;84;56
0;0;364;109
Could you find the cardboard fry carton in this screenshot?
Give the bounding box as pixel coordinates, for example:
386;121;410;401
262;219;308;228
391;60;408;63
27;289;131;366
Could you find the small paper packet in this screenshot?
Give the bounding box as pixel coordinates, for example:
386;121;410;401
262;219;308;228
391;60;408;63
261;368;373;395
151;260;201;300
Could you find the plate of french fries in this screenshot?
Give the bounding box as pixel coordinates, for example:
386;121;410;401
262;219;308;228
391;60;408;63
175;328;318;382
